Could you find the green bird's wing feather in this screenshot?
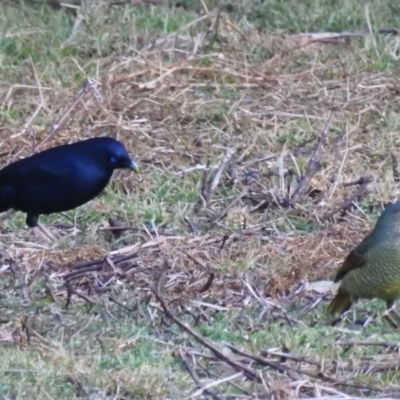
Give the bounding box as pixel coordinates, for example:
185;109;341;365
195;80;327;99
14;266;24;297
333;232;379;283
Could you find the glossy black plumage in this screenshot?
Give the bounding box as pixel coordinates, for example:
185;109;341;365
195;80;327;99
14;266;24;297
0;137;138;228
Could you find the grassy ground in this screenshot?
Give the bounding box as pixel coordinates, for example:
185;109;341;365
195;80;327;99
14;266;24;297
1;0;400;398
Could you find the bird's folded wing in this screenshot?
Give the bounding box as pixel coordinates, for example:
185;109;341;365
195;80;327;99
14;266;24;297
334;249;366;282
333;229;385;282
0;161;74;186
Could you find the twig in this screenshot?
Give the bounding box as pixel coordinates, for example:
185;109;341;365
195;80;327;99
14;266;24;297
101;224;176;237
334;340;400;350
34;80;95;152
180;249;209;271
191;372;243;399
179;250;215;292
290;111;334;203
62;251;142;280
198;272;215;293
63;263;107;281
226;344;382;393
44;275;59;305
65;281;96;309
322;177;372;220
226;344;293;374
210;149;235;196
65;375;87;398
196;161;211;211
341;176;371;187
175;166;216;179
177;348;222;400
296;296;323;319
20;316;31;346
207;186;249;230
200;148;235;208
261;349;321;368
19;58;44;138
391;153;400;183
107;218;126;239
151;277;259;381
109;296;138;313
183;216;199;234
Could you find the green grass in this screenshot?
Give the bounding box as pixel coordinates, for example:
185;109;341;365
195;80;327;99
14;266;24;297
1;294;400;397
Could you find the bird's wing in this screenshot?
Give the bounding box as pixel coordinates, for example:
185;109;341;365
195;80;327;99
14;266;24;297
333;232;379;282
334;248;366;282
0;159;74;186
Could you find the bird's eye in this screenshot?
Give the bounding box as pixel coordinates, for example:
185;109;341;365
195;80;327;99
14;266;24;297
110;157;117;163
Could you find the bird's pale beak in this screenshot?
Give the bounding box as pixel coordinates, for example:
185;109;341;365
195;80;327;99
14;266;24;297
129;160;140;173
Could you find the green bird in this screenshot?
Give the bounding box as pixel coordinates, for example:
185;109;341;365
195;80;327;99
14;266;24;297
328;202;400;316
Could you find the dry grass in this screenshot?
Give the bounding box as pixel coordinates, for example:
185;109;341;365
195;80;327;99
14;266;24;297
1;1;400;398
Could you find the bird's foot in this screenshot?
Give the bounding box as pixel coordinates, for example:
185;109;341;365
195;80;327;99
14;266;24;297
342;308;359;324
328;309;356;327
328;315;343;326
338;309;374;328
357;315;374;328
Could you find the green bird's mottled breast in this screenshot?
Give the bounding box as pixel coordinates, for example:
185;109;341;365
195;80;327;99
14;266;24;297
340;240;400;301
339;204;400;302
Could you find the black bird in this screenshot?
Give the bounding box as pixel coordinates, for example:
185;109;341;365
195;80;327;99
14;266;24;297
0;137;139;240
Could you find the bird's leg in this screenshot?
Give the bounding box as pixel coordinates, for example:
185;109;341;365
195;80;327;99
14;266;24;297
28;214;59;244
361;315;374;328
350;300;374;327
353;301;398;328
350;306;373;327
352;306;357;324
328;304;354;326
341;299;362;325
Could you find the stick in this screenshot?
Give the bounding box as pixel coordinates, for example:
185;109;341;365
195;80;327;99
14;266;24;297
151;279;259;381
290;110;333;202
35;80;95;152
177;348;222;400
322;177;371;220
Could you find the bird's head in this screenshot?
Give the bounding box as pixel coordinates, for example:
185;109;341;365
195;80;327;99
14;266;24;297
91;137;139;173
107;146;139;172
376;202;400;232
